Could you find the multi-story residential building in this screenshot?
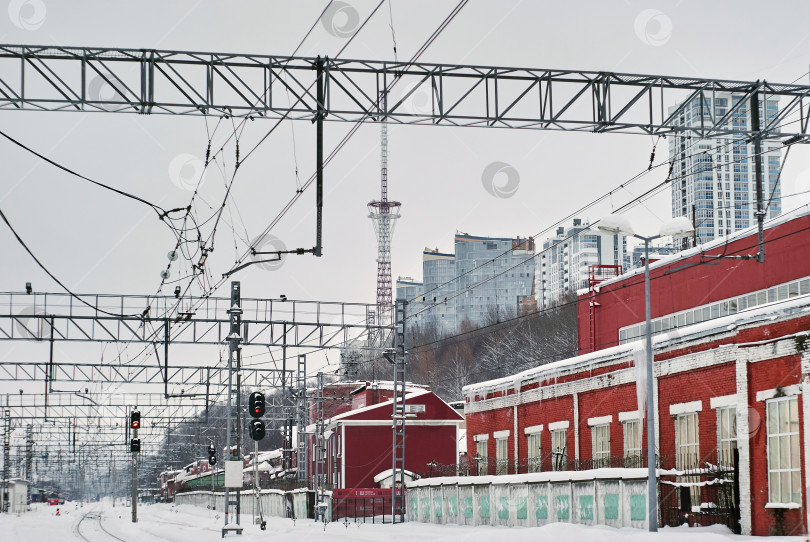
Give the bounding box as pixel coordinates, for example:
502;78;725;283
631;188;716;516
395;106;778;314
453;234;535;327
538;218;626;309
420;248;457;335
669;91;782;245
402;235;536;335
395;276;423;302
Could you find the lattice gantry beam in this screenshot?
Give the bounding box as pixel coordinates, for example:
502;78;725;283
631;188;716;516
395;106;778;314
0;361;291;388
0;292;389;349
0;44;808;138
2;399;208;421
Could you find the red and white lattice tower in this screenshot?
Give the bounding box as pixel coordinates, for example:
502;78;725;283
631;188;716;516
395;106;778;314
368;119;401;329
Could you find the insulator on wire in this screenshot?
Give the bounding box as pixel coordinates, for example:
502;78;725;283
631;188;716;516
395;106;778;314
205;142;211;166
648;148;655;170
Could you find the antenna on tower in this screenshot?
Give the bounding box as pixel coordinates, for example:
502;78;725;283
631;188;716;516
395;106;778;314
368;91;401;342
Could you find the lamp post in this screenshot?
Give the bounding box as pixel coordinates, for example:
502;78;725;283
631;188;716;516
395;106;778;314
598;214;693;532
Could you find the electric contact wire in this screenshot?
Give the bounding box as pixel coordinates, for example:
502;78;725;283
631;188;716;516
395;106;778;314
409;133;796;315
93;1;387;372
0;205;144;318
291;211;810;383
0;129;176;222
241;143;804;374
221;0;470;278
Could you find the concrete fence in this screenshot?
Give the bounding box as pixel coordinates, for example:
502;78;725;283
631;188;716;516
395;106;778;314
174;488;330;522
405;468;651;529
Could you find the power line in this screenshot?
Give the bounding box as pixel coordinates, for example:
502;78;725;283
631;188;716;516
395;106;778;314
0;205;143;318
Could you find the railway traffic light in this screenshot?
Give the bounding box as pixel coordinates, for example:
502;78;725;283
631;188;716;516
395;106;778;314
208;444;216;465
130;410;141;429
249;392;265;418
130;438;140;453
249;419;265;441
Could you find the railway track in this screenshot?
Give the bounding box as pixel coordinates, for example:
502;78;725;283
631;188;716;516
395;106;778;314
75;510;127;542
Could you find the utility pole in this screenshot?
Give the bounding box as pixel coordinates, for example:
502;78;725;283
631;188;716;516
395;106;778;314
130;407;140;523
314;372;326;523
222;281;243;537
296;355;308;484
2;408;10;513
389;299;407;523
750;84;766;262
25;424;33;507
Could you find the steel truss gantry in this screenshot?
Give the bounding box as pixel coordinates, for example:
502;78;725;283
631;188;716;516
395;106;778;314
0;361;290;388
0;44;808;138
3;392;210;421
0;292;388;349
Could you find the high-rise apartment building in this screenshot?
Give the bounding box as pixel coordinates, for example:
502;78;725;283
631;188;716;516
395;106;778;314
402;235;536;335
669;91;782;245
453;234;535;326
538;219;626;309
420;248;457;335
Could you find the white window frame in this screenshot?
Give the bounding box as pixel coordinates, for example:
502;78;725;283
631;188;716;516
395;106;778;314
527;432;542;473
475;439;488;476
551;428;567;471
495;437;509;475
715;405;737;467
591;424;611;468
623;419;642;468
766;395;801;505
675;412;700;506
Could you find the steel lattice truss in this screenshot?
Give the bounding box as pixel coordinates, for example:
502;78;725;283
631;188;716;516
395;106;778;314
0;291;388;349
0;44;808;138
4;392;210;421
0;361;290;388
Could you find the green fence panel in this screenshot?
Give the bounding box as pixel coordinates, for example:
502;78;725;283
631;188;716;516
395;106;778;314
603;493;619;520
535;495;548;520
447;495;458;517
630;494;646;521
498;497;509;519
516;496;527;520
463;496;473;519
579;495;594;521
556;495;570;520
479;496;490;518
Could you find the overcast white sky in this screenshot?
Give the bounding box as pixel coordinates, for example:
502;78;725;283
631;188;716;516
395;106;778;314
1;0;809;382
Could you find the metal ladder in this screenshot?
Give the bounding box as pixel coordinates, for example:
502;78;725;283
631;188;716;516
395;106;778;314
391;299;407;523
296;355;308;484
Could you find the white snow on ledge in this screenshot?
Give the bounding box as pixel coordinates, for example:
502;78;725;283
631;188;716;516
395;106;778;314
464;291;810;399
407;467;650;488
764;502;802;509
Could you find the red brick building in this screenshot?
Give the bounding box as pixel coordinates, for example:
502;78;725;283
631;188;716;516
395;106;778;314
465;209;810;536
307;382;463;489
578;209;810;355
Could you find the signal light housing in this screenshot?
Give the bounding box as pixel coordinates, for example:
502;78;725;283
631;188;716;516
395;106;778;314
130;438;141;453
130;410;141;430
249;419;265;441
249;392;265;418
208;444;216;465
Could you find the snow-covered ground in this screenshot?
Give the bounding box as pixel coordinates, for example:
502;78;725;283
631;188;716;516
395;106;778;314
1;501;806;542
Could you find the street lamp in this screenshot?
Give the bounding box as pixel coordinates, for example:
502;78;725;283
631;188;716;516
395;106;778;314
597;214;693;532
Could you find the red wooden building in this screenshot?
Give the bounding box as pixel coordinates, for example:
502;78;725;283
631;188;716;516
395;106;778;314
307;382;463;489
465;208;810;536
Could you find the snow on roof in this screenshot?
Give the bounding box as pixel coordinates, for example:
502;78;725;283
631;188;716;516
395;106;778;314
596;205;810;290
465;292;810;397
407;468;649;488
306;388;461;432
373;468;417;483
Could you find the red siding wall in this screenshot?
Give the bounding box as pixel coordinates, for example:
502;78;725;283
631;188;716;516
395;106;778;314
578;213;810;354
467;316;809;536
342;424;457;488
